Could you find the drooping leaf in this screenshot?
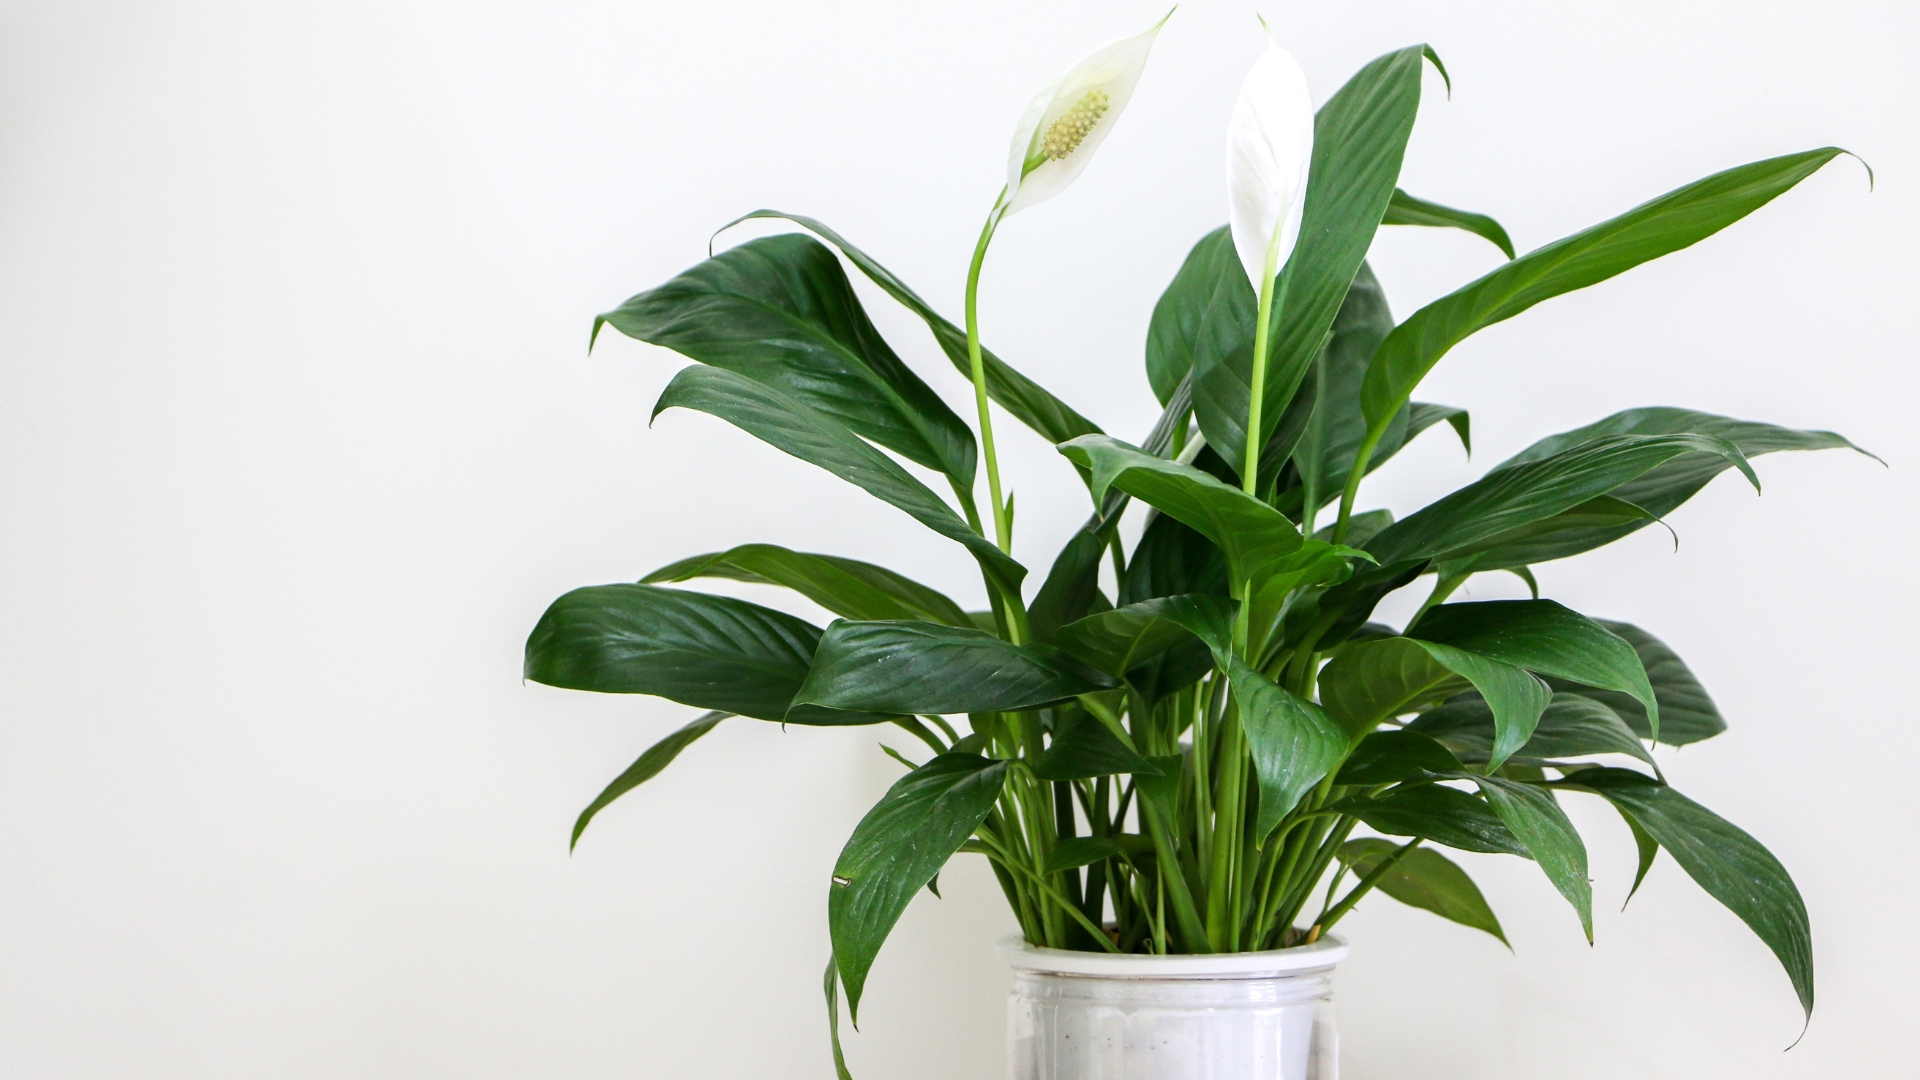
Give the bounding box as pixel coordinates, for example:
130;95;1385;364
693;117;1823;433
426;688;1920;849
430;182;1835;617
1405;402;1471;456
793;620;1117;716
1335;730;1464;786
597;233;976;484
525;584;886;725
1381;188;1517;258
1059;435;1302;587
1461;774;1592;940
1406;640;1554;770
1339;838;1509;944
645;543;970;626
1430;495;1657;571
1551;620;1724;745
1410;692;1657;771
570;711;728;850
1360;148;1851;432
1318;636;1470;742
831;753;1009;1020
1146;227;1237;406
1619;803;1661;907
1409;600;1659;744
1191;46;1441;478
1567;768;1813;1021
653;365;1025;598
1228;657;1349;837
1032;708;1161;781
1366;433;1757;567
823;954;852;1080
1334;783;1530;857
719;210;1101;445
1055;595;1226;677
1298;557;1426;651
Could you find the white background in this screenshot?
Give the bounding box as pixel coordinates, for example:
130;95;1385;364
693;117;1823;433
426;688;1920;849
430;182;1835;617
0;0;1913;1076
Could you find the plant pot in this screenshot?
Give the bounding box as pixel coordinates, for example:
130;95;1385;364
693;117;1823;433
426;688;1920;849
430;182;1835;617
998;934;1348;1080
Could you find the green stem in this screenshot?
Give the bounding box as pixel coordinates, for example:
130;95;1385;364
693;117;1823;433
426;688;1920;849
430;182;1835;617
965;195;1011;557
1316;837;1420;935
1332;424;1387;545
1241;232;1284;498
972;830;1121;953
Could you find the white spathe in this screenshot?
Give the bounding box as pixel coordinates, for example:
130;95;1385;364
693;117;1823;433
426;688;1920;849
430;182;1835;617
1227;38;1316;294
1001;13;1170;216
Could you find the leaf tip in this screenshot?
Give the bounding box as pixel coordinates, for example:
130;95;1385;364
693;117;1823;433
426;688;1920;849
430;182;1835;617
1421;45;1452;98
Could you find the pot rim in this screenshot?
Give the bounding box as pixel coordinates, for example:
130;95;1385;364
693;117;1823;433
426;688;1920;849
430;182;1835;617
997;932;1348;978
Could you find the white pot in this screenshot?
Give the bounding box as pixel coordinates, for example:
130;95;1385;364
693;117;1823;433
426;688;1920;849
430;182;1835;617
998;934;1348;1080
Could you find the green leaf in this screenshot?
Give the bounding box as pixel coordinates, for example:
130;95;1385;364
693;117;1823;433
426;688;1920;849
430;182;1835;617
1119;511;1229;606
1032;707;1161;781
1619;802;1660;907
1409;600;1660;745
570;711;728;850
1367;433;1756;567
719;211;1101;445
1145;227;1236;407
794;620;1117;716
653;365;1025;598
1430;495;1658;571
597;233;976;484
823;954;853;1080
1406;402;1471;456
1462;774;1592;941
644;543;970;627
1191;46;1440;478
1382;188;1517;259
1028;526;1111;644
1293;264;1397;524
1318;636;1471;742
1334;783;1530;857
1568;768;1813;1021
831;753;1009;1020
1552;620;1723;745
1044;836;1124;875
1410;691;1658;772
1229;657;1349;836
1406;640;1554;770
1059;435;1303;587
1339;838;1509;945
1360;148;1851;432
1055;595;1228;677
525;584;887;725
1336;730;1464;786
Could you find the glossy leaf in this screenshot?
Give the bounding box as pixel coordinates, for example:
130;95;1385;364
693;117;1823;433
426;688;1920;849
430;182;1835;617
653;365;1025;597
1292;264;1396;522
1552;620;1724;745
1339;838;1508;945
1432;495;1656;571
597;233;975;484
1408;640;1554;770
1229;657;1348;836
1405;402;1471;456
831;753;1009;1019
794;620;1118;716
1032;708;1161;781
719;210;1101;445
1335;783;1530;857
1192;46;1440;478
1118;511;1229;605
1569;768;1813;1020
1059;435;1302;586
1367;433;1757;567
571;711;728;850
1318;636;1470;741
1145;227;1236;406
645;543;969;627
1410;691;1657;771
1028;526;1111;644
525;584;886;725
1335;730;1463;786
1055;595;1227;677
1382;188;1517;258
1360;148;1851;431
1410;600;1659;744
1464;774;1592;940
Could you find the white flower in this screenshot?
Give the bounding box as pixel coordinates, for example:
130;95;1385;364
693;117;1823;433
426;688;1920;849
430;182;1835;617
1226;36;1315;293
1002;11;1172;216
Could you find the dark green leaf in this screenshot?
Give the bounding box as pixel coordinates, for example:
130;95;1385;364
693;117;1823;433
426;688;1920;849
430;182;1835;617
1336;730;1463;786
823;954;852;1080
1059;435;1303;587
1406;402;1471;455
1382;188;1517;258
1028;526;1110;644
570;711;728;850
1551;620;1723;745
1118;511;1228;606
1335;783;1530;857
1146;227;1237;406
644;543;969;626
597;233;975;483
831;753;1009;1019
1229;658;1349;836
720;210;1101;445
1191;46;1440;477
1339;838;1509;945
1368;434;1756;568
1430;496;1657;571
1410;691;1657;771
1568;768;1812;1020
1361;148;1851;431
653;365;1025;598
1055;595;1224;677
1044;837;1124;875
1293;264;1397;525
794;620;1117;715
525;584;886;725
1032;708;1161;781
1318;636;1470;742
1463;774;1592;940
1406;640;1554;769
1410;600;1659;745
1620;802;1660;907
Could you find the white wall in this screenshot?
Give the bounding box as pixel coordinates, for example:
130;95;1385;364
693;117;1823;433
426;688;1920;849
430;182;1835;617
0;1;1912;1076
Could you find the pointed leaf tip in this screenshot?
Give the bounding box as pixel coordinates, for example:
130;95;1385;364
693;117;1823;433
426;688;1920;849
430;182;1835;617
1422;45;1451;97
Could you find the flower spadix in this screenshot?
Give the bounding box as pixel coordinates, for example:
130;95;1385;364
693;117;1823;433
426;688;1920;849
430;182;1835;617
1002;11;1171;216
1226;36;1316;292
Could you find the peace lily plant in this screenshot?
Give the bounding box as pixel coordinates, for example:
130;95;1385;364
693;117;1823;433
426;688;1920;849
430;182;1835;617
527;14;1869;1072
